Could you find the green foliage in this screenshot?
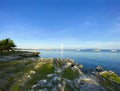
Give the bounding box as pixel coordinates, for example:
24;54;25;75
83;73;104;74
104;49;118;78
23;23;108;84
62;68;79;80
100;72;120;84
64;83;77;91
0;38;16;52
22;62;54;90
99;71;120;91
10;83;19;91
0;60;36;91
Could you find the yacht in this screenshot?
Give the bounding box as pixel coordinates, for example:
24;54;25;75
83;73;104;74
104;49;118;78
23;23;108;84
93;49;101;52
111;49;117;52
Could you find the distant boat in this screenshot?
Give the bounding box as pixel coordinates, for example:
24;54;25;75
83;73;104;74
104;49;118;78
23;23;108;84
111;49;117;52
93;49;101;52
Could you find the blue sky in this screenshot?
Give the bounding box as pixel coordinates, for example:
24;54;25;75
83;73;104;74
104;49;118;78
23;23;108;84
0;0;120;49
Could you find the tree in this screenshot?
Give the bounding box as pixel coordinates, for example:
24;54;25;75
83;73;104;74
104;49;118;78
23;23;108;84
0;38;16;52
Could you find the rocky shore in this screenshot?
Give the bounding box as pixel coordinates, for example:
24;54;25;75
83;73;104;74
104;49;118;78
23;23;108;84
0;58;120;91
0;52;40;62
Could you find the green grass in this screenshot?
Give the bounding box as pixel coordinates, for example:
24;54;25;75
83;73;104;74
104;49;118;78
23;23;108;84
0;60;37;91
10;83;19;91
61;68;79;80
100;72;120;84
15;62;54;91
0;58;80;91
99;71;120;91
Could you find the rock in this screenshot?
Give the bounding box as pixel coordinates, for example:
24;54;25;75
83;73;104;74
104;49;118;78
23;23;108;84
96;66;103;72
46;82;53;87
80;78;96;84
53;76;60;82
27;75;31;78
47;74;56;78
38;79;47;87
79;77;107;91
57;83;63;91
72;65;82;74
66;62;72;67
56;68;64;73
29;89;34;91
73;79;80;88
19;52;40;57
109;70;115;74
51;87;58;91
58;78;63;81
61;80;66;90
39;88;48;91
32;84;37;88
77;64;83;69
99;71;108;75
30;70;36;74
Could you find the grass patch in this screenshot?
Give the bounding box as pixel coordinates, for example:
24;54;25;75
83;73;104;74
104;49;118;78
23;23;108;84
10;83;19;91
19;62;54;91
62;68;79;80
100;72;120;84
99;71;120;91
0;60;37;91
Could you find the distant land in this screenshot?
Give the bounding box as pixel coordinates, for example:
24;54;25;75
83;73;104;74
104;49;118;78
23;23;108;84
17;48;120;52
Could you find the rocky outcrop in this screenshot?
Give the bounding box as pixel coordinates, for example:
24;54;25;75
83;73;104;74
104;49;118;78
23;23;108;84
29;58;109;91
0;52;40;62
18;52;40;57
96;66;103;72
98;70;120;91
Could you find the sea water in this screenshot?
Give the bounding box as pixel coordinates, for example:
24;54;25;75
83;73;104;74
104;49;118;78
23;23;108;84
39;50;120;75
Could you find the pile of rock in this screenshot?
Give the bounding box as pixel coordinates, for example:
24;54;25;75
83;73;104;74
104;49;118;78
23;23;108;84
29;58;107;91
18;52;40;57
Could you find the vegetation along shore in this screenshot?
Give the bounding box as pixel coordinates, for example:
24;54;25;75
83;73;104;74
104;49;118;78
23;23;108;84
0;38;120;91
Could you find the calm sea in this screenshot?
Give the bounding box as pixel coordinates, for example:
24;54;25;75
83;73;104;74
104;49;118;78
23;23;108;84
39;50;120;75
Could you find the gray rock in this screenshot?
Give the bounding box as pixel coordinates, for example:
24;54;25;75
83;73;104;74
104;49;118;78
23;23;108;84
73;79;80;88
39;88;48;91
57;83;63;91
53;76;60;82
38;79;48;87
96;66;103;72
32;84;37;88
51;87;58;91
77;64;83;69
46;82;53;87
47;74;56;78
29;89;34;91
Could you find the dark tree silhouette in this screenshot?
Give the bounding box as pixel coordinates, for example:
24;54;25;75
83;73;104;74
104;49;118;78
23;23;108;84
0;38;16;52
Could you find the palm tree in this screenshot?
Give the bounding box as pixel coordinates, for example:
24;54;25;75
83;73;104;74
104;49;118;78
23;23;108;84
0;38;16;52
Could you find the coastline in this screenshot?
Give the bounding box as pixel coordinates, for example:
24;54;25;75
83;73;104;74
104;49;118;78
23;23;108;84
0;57;120;91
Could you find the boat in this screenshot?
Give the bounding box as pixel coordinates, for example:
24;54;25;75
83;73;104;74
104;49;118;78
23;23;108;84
93;49;101;52
111;49;117;52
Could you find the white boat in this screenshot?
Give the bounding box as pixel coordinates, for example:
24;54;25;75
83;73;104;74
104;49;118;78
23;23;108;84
111;49;117;52
93;49;101;52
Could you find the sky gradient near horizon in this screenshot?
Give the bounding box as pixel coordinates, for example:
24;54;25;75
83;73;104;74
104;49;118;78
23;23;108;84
0;0;120;49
